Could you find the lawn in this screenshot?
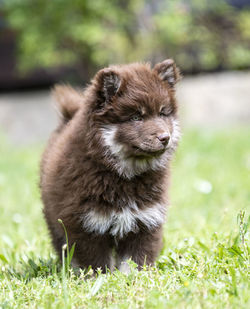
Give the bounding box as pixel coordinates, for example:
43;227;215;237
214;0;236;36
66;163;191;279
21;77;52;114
0;128;249;308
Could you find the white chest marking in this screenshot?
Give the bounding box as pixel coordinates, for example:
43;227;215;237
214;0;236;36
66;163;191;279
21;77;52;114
82;202;166;238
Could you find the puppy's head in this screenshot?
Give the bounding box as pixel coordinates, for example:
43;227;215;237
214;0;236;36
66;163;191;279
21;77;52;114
89;60;181;178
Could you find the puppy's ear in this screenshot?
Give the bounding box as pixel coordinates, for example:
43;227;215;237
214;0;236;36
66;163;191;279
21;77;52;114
153;59;180;88
95;68;121;103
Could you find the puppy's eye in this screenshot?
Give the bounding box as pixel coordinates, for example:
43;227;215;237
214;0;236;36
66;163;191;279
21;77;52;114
160;110;172;117
160;112;167;117
130;114;142;121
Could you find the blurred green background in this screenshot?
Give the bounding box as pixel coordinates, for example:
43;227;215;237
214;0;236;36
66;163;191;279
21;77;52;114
1;0;250;88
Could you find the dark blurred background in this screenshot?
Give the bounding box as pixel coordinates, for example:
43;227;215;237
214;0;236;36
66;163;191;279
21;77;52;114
0;0;250;143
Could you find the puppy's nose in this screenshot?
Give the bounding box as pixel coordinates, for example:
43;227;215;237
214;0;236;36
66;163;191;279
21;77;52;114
157;132;170;145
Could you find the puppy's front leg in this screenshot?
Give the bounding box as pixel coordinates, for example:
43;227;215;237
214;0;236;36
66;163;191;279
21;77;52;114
70;233;114;273
116;226;163;273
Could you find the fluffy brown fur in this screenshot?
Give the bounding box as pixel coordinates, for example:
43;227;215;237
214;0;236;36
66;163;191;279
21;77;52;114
40;59;181;273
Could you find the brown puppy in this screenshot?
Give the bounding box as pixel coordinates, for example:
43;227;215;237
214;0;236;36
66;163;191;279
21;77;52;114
40;59;181;273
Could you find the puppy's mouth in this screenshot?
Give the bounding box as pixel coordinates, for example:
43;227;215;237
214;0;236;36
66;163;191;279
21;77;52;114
131;146;166;158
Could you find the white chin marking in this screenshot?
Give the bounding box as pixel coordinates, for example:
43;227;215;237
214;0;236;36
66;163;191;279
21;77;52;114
100;124;180;179
82;202;166;238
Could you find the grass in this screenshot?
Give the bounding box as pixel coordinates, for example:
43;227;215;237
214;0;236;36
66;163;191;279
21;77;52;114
0;128;249;308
